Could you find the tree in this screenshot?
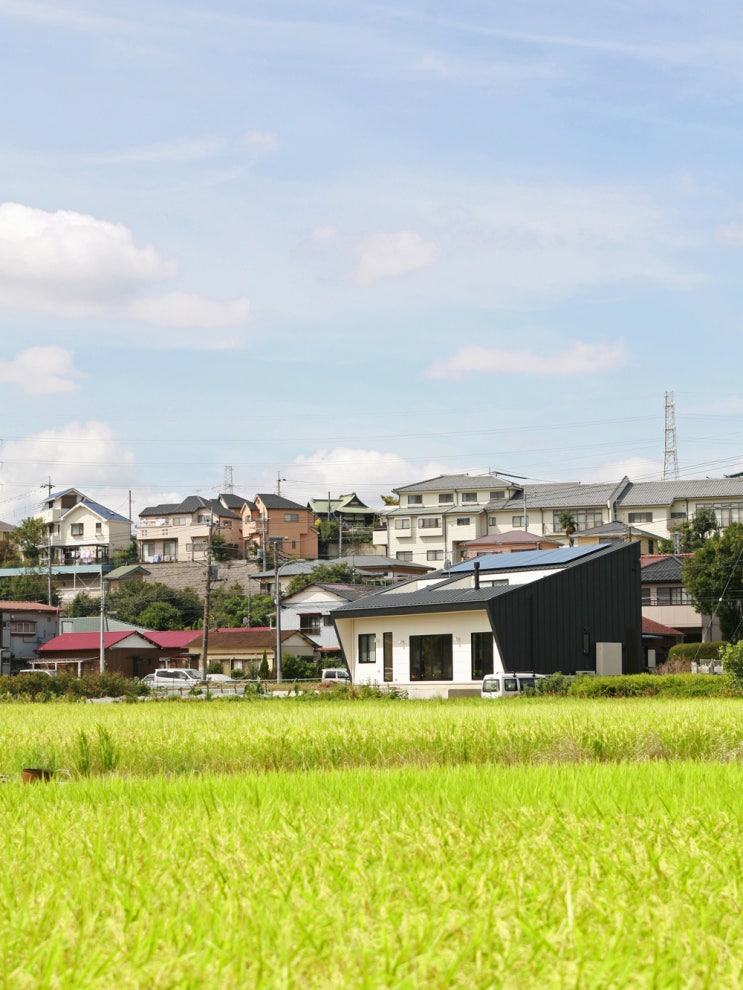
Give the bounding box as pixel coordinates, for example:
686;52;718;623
67;592;99;617
558;512;576;544
11;517;47;566
208;583;275;628
683;523;743;641
381;494;399;506
658;507;720;554
106;581;203;628
109;539;139;568
138;601;183;630
0;573;57;604
285;562;363;596
210;534;239;561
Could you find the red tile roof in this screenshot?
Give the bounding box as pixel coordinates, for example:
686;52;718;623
642;616;684;637
38;631;136;652
0;601;59;612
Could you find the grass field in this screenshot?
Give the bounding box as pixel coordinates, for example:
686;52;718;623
3;697;743;988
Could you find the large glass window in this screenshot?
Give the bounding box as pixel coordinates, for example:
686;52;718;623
628;512;652;523
471;632;494;680
358;633;376;663
462;493;477;503
551;510;604;532
410;634;453;681
419;517;442;529
407;495;422;505
438;494;454;504
300;614;322;636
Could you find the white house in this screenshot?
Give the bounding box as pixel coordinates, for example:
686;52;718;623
279;582;378;655
38;489;132;566
333;542;643;698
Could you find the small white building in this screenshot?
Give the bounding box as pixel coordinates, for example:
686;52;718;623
39;488;132;565
280;582;378;656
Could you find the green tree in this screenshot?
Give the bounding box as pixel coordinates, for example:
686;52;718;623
285;562;363;595
67;592;99;617
109;539;139;568
11;517;47;566
658;507;720;553
207;583;275;628
381;494;399;506
138;601;183;630
720;641;743;688
683;523;743;641
106;582;202;628
210;533;239;561
0;572;57;604
558;512;576;543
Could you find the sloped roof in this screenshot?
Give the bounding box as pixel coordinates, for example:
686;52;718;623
616;478;743;507
139;496;240;519
0;601;58;613
186;629;312;650
465;530;561;548
642;616;684;637
395;473;514;494
38;630;139;652
144;630;202;648
76;498;130;523
255;493;308;511
219;493;251;510
640;555;685;583
449;545;606;573
579;521;657;539
105;565;151;580
487;480;627;511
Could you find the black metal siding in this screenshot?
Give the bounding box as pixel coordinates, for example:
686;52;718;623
487;542;642;675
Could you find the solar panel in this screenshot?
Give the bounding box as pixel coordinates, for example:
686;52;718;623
448;545;607;573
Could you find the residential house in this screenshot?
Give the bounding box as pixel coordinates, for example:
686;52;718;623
0;521;14;564
0;601;59;675
34;629;193;678
575;521;659;554
279;582;378;657
642;615;684;669
333;542;643;698
0;562;112;605
39;489;132;566
137;495;246;563
184;628;317;675
377;472;743;564
640;554;720;643
242;494;318;561
252;554;433;595
308;493;378;551
461;530;561;559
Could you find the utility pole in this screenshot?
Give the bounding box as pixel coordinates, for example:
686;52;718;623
274;554;283;683
99;565;106;674
42;478;54;606
199;513;215;680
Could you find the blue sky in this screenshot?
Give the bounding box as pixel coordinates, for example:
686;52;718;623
2;0;743;524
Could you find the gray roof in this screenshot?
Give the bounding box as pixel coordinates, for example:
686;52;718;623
487;480;627;511
105;564;151;580
640;555;685;583
255;493;307;511
615;478;743;507
140;496;240;519
333;582;512;616
395;473;515;494
219;493;251;510
579;521;657;539
79;498;131;523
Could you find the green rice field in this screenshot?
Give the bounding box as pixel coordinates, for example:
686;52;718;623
3;697;743;988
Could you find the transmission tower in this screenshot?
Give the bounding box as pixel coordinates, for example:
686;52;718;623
663;391;679;480
223;465;234;494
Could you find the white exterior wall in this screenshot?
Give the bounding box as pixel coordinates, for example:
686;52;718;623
280;586;346;650
335;608;501;698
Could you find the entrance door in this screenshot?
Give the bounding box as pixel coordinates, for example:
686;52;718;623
383;632;393;682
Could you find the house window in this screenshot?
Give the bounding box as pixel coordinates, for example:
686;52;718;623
197;514;211;523
438;494;454;504
462;493;477;503
490;491;506;500
383;632;393;682
488;517;497;526
410;634;453;681
456;517;471;526
323;615;334;627
628;512;652;523
358;633;376;663
10;621;35;635
418;517;442;529
471;632;494;680
656;587;691;605
582;628;591;656
174;516;187;526
300;614;322;636
551;510;604;532
162;541;177;558
70;523;84;537
95;523;102;536
396;551;413;561
394;518;411;530
427;550;444;561
670;512;687;520
512;515;524;527
407;495;422;505
641;588;651;604
284;513;299;522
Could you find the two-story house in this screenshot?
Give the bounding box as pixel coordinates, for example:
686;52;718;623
39;489;132;565
242;494;318;561
0;601;59;675
137;494;245;562
376;473;743;564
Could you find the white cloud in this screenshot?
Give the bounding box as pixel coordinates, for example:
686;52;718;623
353;230;437;284
241;130;279;153
286;447;456;506
0;346;84;394
717;214;743;245
0;202;175;317
0;422;137;510
0;202;253;332
129;292;251;329
425;340;629;380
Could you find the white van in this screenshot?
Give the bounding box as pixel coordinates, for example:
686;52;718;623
142;668;203;690
481;672;544;698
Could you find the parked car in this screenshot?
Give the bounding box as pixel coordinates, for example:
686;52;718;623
321;668;351;683
206;673;234;684
481;672;545;698
143;669;203;690
18;668;54;677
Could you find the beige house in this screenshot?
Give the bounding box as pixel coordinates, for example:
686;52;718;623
137;494;245;562
185;628;317;674
377;473;743;564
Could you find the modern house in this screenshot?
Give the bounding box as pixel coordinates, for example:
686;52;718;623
38;489;132;566
242;494;318;562
0;601;59;675
376;472;743;563
333;542;642;697
137;494;245;562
